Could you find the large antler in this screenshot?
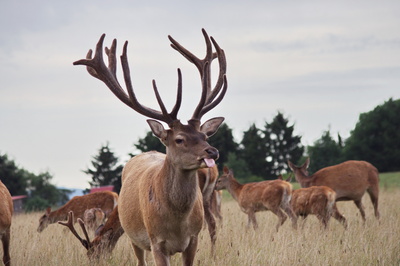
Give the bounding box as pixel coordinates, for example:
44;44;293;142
73;34;182;126
58;211;92;250
168;28;228;121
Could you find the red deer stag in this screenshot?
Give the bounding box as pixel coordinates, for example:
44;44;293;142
37;191;118;233
288;158;380;222
215;166;297;231
73;29;227;265
0;180;13;266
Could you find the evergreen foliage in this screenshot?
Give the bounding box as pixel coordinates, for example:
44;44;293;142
262;112;304;178
83;143;123;193
307;130;343;174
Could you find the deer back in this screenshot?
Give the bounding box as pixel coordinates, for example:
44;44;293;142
288;158;379;200
38;191;118;232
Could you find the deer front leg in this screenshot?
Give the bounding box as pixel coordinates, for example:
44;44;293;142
132;242;147;266
150;240;171;266
182;236;198;266
247;211;258;230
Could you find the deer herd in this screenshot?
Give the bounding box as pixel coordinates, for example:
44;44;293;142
0;30;381;266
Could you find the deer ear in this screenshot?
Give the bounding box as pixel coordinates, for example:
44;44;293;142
223;166;229;174
303;157;310;169
147;120;168;141
287;160;295;171
200;117;224;137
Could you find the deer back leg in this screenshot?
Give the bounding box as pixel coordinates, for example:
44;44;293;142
367;186;380;219
2;229;11;266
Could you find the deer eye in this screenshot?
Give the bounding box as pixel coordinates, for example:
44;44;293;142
175;138;184;144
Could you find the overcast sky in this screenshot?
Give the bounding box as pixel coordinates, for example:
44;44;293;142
1;0;399;190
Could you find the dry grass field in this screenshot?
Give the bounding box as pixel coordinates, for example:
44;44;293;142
5;188;400;265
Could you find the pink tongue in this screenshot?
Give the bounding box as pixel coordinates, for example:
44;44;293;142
204;158;215;168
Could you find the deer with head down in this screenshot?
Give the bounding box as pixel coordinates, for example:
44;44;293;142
73;29;227;265
59;207;123;260
288;158;380;222
0;180;13;266
37;191;118;233
215;166;297;231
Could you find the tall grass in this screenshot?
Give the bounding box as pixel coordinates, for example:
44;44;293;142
5;189;400;265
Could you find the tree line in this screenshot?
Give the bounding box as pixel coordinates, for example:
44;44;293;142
1;98;399;211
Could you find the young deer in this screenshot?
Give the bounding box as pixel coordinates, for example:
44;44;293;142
215;166;297;231
0;180;13;266
291;186;348;229
277;175;347;229
288;158;380;222
73;29;227;265
37;191;118;233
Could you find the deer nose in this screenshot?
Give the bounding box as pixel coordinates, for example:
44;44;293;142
205;147;219;160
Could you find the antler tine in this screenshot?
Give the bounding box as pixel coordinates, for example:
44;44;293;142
78;218;93;248
168;29;227;121
74;34;180;125
58;211;91;250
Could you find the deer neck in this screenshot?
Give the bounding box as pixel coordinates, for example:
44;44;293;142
294;170;313;188
225;178;244;202
48;208;66;223
160;157;200;214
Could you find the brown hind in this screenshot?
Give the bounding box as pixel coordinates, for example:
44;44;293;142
288;158;380;222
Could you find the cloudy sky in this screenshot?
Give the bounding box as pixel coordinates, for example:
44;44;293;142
1;0;399;190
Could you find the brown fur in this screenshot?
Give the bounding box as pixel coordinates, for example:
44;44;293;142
197;166;222;254
291;186;347;229
215;166;297;231
288;158;380;221
0;180;13;266
37;191;118;233
83;208;106;232
88;206;124;259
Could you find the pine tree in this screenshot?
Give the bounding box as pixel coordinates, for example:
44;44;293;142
83;143;123;193
240;123;270;178
262;112;304;177
307;130;343;174
208;123;239;172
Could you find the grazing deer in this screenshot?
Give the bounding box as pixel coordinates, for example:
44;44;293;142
0;180;13;266
73;29;227;265
59;207;124;260
288;158;380;222
215;166;297;231
83;208;106;233
37;191;118;233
